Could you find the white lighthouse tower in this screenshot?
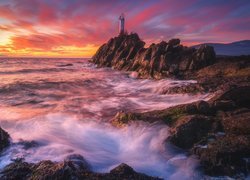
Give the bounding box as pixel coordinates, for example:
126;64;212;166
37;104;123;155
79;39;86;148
119;13;125;35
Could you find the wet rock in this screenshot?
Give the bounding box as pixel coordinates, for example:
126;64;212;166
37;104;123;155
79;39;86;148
30;159;87;179
217;85;250;108
109;163;160;179
193;135;250;176
0;161;33;180
0;155;159;179
111;100;213;127
111;111;139;127
221;110;250;135
163;83;205;94
168;115;213;149
213;100;236;111
0;127;10;152
64;154;91;170
110;163;134;175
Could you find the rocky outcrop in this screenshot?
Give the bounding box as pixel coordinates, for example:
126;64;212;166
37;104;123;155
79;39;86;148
157;55;250;95
91;33;216;78
0;155;160;180
0;127;10;152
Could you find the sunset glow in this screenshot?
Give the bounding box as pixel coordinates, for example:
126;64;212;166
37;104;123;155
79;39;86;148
0;0;249;57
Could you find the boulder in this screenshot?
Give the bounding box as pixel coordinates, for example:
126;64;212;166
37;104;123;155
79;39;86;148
0;127;10;152
162;83;205;94
190;45;216;70
108;163;160;179
168;115;213;149
196;100;211;114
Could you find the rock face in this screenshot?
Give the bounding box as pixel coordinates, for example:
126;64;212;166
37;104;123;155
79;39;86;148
0;127;10;152
0;155;160;180
91;33;216;78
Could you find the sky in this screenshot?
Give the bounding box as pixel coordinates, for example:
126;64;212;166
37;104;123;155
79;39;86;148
0;0;250;57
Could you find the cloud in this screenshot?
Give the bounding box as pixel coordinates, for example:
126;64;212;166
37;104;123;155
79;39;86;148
0;0;249;57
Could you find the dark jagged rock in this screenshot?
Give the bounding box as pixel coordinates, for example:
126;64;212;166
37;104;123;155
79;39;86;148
0;127;10;152
0;155;160;180
91;33;216;78
92;33;145;69
109;163;160;179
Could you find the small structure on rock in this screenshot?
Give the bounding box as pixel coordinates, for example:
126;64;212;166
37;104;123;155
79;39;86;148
119;13;125;35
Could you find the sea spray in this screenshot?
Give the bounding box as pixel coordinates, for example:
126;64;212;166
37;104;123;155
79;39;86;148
0;113;202;179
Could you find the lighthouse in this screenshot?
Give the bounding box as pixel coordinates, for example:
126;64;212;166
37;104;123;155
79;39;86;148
119;13;125;35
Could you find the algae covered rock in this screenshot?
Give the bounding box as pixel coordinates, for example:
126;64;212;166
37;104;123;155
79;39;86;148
168;115;213;149
0;155;160;179
193;135;250;176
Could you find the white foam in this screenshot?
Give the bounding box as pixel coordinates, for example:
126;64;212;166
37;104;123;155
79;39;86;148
0;113;202;179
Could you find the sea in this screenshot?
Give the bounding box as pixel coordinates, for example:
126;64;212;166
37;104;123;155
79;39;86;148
0;57;211;179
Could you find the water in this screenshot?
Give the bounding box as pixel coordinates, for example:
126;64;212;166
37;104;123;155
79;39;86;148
0;58;210;179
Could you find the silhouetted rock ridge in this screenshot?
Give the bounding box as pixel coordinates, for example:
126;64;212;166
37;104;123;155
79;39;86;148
91;33;216;78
